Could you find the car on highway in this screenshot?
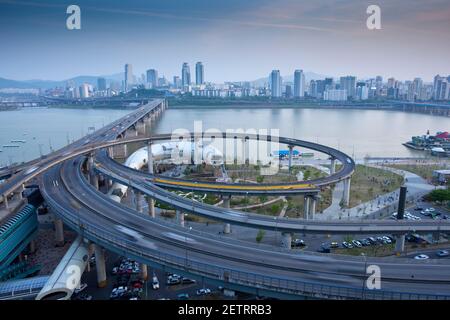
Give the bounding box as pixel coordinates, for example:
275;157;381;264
414;254;429;260
196;288;212;296
291;239;306;247
436;250;449;257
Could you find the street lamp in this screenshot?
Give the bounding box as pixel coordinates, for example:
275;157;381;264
185;226;193;269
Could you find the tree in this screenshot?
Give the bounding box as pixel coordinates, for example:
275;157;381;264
425;189;450;202
256;230;266;243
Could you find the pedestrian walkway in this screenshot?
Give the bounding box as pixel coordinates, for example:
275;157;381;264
318;165;435;220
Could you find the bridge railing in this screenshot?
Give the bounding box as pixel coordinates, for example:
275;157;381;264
45;193;450;300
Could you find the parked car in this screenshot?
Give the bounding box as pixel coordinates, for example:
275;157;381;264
414;254;429;260
73;293;92;301
351;240;362;248
167;278;181;285
196;288;212;296
367;237;377;245
177;293;190;300
342;241;353;249
436;250;449;257
181;277;196;284
329;242;339;248
152;274;160;290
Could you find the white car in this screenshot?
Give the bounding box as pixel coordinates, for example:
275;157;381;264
414;254;429;260
152;275;160;290
196;288;212;296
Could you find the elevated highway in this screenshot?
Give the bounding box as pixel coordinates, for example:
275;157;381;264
2;99;450;299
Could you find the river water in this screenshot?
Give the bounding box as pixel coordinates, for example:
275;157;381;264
0;106;448;166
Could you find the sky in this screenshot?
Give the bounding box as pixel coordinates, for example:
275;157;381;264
0;0;449;83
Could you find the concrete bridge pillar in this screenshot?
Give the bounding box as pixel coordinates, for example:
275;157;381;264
139;263;148;281
136;191;143;213
309;196;317;220
330;158;336;175
281;232;292;249
343;178;351;207
304;196;310;219
288;145;294;173
88;155;99;190
94;244;107;288
147;197;155;218
432;232;440;243
147;141;154;174
395;234;405;254
176;210;185;227
2;194;9;210
222;195;231;234
29;239;37;254
54;218;65;247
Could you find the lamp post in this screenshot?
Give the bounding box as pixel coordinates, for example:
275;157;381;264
185;226;193;269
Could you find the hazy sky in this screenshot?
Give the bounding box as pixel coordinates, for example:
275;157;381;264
1;0;449;82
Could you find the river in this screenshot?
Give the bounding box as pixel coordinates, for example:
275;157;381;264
0;106;448;166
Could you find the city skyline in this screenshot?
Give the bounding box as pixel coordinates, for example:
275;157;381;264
1;0;450;82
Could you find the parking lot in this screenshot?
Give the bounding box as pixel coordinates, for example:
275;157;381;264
73;251;247;300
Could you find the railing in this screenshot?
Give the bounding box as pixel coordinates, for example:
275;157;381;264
45;192;450;300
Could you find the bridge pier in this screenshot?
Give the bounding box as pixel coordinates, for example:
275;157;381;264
342;178;351;207
146;141;156;218
309;196;317;220
222;195;231;234
2;194;9;210
136;191;143;213
54;218;65;247
395;234;405;254
304;196;310;219
88;154;99;190
139;263;148;281
176;210;185;227
281;232;292;249
94;244;107;288
330;157;336;175
288;145;294;173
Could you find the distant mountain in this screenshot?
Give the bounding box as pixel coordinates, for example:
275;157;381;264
0;73;124;89
249;71;329;87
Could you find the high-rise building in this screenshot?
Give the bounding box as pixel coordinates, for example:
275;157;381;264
173;76;181;89
433;74;450;100
270;70;282;98
293;69;305;98
181;63;191;87
146;69;158;88
324;89;347;101
195;62;204;85
79;83;90;98
97;77;107;91
356;83;369;100
308;80;317;98
124;64;133;92
339;76;356;98
285;85;292;98
387;78;395;89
